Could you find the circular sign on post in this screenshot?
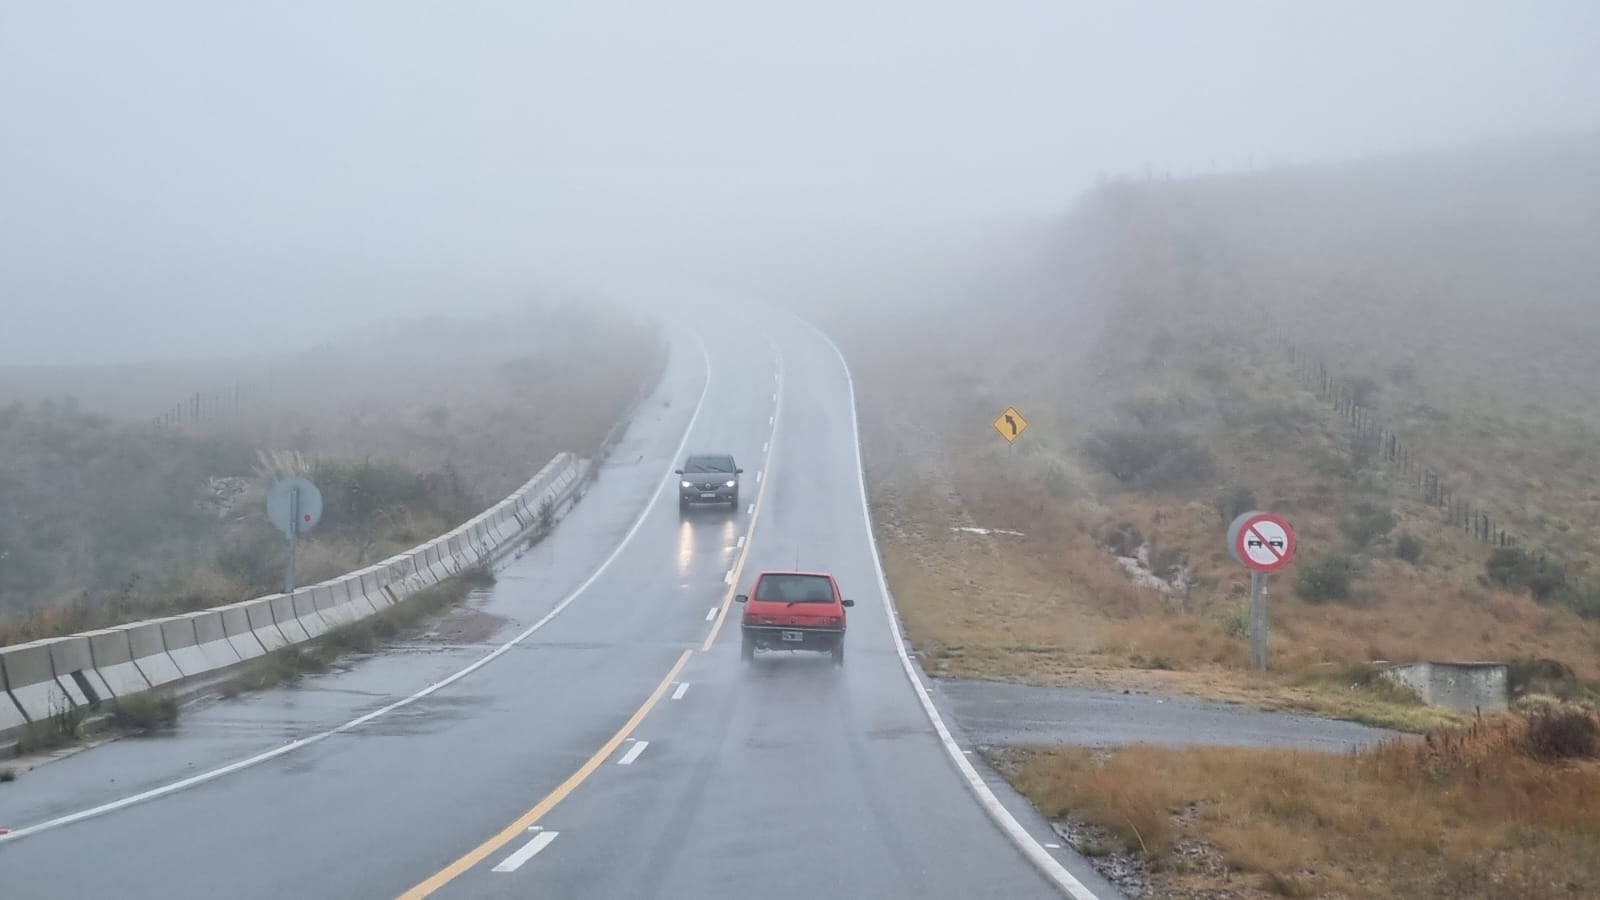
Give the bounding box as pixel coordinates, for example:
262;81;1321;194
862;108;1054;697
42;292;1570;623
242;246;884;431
1227;511;1296;573
266;477;324;538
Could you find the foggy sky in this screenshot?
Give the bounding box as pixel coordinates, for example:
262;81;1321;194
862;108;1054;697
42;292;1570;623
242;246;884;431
4;1;1600;364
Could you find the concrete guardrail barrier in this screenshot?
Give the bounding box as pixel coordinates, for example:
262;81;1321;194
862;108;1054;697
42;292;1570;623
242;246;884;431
0;640;78;724
122;620;184;689
81;628;152;699
217;602;267;662
163;615;228;678
49;635;115;707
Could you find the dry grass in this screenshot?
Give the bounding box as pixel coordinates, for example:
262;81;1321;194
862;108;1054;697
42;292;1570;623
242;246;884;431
832;137;1600;723
993;707;1600;899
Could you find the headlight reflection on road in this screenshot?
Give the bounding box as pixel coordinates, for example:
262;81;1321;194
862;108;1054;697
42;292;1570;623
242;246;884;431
677;520;696;577
676;517;742;579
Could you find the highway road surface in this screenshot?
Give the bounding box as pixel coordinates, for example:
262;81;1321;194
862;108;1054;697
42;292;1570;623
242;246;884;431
0;310;1121;900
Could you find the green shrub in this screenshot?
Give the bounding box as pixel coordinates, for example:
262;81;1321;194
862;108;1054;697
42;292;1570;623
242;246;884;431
1486;548;1569;603
1565;584;1600;620
1507;658;1583;701
1216;604;1249;638
1104;522;1144;558
1394;532;1423;564
16;698;88;754
1521;707;1600;761
310;459;480;534
1295;554;1355;603
1119;385;1191;427
1341;503;1397;549
323;622;377;654
1340;374;1381;407
110;692;179;735
230;646;329;693
1084;428;1214;489
1192;360;1229;387
1215;486;1257;525
213;534;284;594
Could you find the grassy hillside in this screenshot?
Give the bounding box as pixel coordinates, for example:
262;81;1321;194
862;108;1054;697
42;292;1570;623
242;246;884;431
0;299;658;645
830;133;1600;725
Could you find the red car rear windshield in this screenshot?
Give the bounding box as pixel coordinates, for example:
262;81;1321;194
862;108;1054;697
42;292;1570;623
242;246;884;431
754;574;834;603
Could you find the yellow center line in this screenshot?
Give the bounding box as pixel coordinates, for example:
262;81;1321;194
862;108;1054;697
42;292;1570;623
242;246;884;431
401;350;782;897
701;370;783;652
397;649;694;899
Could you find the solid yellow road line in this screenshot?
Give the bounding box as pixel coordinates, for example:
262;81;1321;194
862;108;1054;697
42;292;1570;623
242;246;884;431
702;377;783;651
397;649;695;899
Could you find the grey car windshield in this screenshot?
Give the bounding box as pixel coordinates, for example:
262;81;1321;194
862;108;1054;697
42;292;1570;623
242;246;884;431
755;574;833;603
685;457;734;473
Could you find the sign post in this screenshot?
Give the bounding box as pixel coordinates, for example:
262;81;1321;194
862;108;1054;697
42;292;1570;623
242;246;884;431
267;477;324;593
1226;511;1296;672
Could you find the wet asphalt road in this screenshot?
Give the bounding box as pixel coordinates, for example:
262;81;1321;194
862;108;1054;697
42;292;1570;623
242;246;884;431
939;680;1397;753
0;311;1119;900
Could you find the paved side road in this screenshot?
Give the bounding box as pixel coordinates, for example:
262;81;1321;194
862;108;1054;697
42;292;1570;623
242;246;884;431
936;679;1399;752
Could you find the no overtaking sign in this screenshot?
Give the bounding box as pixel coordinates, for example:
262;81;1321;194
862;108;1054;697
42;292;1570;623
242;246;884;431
1227;511;1296;573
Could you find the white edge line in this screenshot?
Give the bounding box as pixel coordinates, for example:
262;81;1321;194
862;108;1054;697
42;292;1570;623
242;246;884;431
736;535;746;549
745;503;754;515
808;319;1104;900
617;740;649;765
722;569;734;585
762;441;769;453
671;682;689;700
491;830;560;873
705;606;718;620
756;470;763;483
0;336;719;847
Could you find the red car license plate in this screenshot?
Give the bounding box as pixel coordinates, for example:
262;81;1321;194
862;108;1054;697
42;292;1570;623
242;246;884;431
781;631;804;642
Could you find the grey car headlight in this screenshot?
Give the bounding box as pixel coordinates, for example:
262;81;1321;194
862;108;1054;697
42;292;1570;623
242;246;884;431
681;480;693;488
725;480;736;488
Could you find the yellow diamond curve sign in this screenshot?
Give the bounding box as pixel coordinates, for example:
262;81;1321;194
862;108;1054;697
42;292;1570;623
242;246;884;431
993;407;1028;443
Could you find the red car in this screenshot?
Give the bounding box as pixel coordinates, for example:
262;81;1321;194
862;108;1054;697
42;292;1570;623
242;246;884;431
736;570;855;665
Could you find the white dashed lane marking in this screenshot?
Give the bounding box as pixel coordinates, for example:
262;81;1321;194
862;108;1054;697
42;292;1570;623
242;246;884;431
492;830;558;874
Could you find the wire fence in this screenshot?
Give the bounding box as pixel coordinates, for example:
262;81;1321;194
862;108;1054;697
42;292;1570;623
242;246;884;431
150;384;242;430
1273;330;1524;553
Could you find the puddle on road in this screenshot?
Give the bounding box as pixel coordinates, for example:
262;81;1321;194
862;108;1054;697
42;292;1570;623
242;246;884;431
338;693;495;738
416;588;511;645
865;725;927;742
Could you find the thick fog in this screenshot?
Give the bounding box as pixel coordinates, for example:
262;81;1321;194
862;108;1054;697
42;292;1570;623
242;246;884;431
3;1;1600;364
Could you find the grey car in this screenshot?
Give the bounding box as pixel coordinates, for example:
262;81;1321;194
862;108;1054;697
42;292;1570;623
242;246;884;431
677;453;742;511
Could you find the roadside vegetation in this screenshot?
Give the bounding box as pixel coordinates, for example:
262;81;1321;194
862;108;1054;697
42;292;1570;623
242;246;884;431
0;298;657;646
990;703;1600;899
818;133;1600;730
224;567;491;697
